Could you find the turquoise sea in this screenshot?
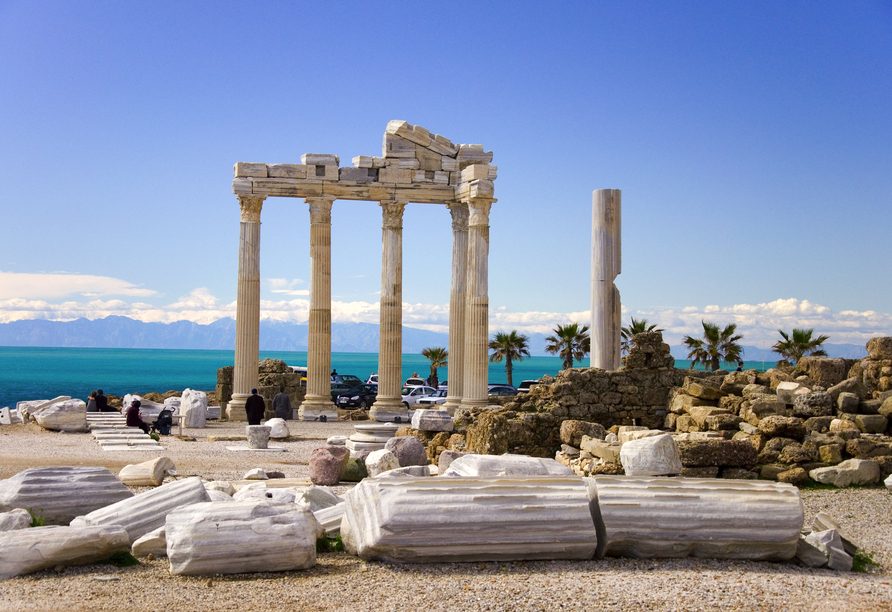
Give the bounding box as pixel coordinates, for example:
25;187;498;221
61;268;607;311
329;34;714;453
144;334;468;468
0;346;771;409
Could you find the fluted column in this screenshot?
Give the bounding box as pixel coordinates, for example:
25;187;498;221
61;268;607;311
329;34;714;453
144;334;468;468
591;189;622;370
443;203;469;415
370;201;406;420
300;197;337;420
460;198;493;410
227;195;265;421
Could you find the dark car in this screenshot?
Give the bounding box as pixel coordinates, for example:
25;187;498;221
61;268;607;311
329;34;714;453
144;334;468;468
336;384;378;409
487;385;518;397
329;382;354;401
332;374;363;386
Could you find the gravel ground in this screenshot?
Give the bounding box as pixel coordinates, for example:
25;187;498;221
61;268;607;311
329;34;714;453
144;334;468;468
1;419;891;611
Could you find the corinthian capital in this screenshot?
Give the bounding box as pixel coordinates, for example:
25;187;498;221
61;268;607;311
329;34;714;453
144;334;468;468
238;195;265;222
467;199;492;227
380;201;406;230
447;202;469;232
306;197;335;224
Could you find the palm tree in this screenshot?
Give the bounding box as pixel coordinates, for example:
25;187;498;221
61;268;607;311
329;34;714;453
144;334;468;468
682;320;744;372
773;328;829;365
545;322;591;370
489;330;530;387
421;347;448;389
621;317;664;356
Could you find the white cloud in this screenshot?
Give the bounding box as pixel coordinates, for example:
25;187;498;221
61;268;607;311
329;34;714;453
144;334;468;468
267;278;308;296
0;270;157;299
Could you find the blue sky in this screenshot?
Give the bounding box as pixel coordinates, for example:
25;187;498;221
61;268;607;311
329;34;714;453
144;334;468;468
1;1;890;347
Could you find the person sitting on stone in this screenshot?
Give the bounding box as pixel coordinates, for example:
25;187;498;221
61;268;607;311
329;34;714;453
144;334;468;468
86;391;98;413
95;389;110;412
245;389;266;425
126;400;150;434
272;389;292;420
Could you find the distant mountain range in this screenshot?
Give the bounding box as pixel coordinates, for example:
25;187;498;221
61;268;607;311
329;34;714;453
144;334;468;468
0;316;869;360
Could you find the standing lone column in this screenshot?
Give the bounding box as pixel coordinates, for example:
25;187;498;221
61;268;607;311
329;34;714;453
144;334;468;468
300;197;338;421
443;203;469;415
460;198;493;410
591;189;622;370
228;194;266;421
371;201;407;421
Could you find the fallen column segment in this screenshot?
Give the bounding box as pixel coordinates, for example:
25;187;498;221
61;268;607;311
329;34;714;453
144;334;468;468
0;525;129;579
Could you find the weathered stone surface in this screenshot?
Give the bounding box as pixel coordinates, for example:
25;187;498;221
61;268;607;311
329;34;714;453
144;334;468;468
804;416;835;434
32;398;87;432
827;378;868;403
246;425;271;449
243;468;268;480
265;418;290;439
830;419;861;435
867;337;892;360
313;502;345;536
720;467;758;480
809;459;881;487
181;389;207;428
669;394;714;414
206;490;233;502
795;535;829;567
837;392;860;413
689;407;732;429
341;477;598;562
705;414;743;432
591;476;803;560
410;410;453;433
560;420;606;447
0;508;31;532
167;501;317;575
118;457;176;487
858;399;881;415
777;467;808;485
676;440;758;467
234;487;298;504
778;444;813;464
131;526;166;558
618;428;663;443
0;467;133;525
885;473;891;491
742;383;772;398
740;396;787;426
759;416;806;440
812;511;859;555
619;434;682;476
0;525;130;579
438;450;470;473
775;382;808;404
376;466;432;478
792;392;834;418
365;449;401;478
819;444;843;464
385;436;428;467
70;476;210;543
797;357;849;388
880;397;892;419
342;458;368;482
855;414;888;434
298;485;341;512
683;378;724;400
681;466;720;478
309;445;350;486
442;454;574;477
204;481;235;496
805;529;853;571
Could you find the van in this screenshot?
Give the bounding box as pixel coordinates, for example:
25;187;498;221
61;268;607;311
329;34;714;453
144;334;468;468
516;380;539;393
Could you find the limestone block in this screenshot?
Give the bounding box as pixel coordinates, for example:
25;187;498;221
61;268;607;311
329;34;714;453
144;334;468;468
246;425;271;449
70;477;210;543
809;459;881;487
590;476;802;560
441;454;574;478
830;418;861;434
619;429;664;443
460;164;492;183
819;443;843;464
265;418;290;439
351;156;378;168
792;392;834;418
683;378;724;401
233;162;267;178
456;144;493;168
412;170;432;182
0;525;130;579
415;146;442;171
341;477;598;563
432;171;449;184
669;394;714;414
776;381;806;404
339;167;377;182
300;153;339;166
441;157;459;171
429;133;460;157
0;466;133;525
742;383;772;397
560;421;606;447
0;508;31;531
410;410;454;432
580;437;622;463
805;529;852;571
307;164;338;180
118;456;176;486
855;414;888;433
167;501;317;575
180;389;207;429
382;133;416;158
131;526;166;558
866;337;892;360
676;440;758;467
364;449;401;477
385;437;428;467
385;120;431;147
267;163;308;179
758;416;806;439
689;407;732;429
858;399;881;415
385;158;420;169
33;398;87;432
880;397;892;419
837;392;860;412
378;167;412;184
620;433;682;476
828;378;868;402
309;445;350;485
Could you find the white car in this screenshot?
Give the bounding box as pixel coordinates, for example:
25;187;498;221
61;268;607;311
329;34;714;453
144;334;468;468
416;389;448;407
400;386;437;408
366;374;378;385
404;377;427;387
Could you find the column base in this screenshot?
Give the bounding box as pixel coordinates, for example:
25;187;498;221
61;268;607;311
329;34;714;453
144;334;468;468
459;398;489;412
442;397;462;417
299;395;337;422
226;394;249;422
370;398;410;424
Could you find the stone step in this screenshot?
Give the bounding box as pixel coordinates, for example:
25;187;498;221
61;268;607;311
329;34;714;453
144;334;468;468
101;445;165;452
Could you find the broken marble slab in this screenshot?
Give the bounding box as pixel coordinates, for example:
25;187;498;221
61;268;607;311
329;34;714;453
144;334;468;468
441;454;574;478
619;433;682;477
0;466;133;525
0;508;31;531
812;512;859;556
410;409;454;432
886;473;892;491
298;485;341;512
805;529;853;571
70;476;210;544
340;477;598;563
166;501;318;575
33;398;87;432
131;526;167;558
365;449;400;477
181;389;207;429
589;476;803;561
118;457;176;487
0;525;130;580
313;502;345;536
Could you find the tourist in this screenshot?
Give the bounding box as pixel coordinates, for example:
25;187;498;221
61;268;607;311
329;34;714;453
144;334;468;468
95;389;110;412
86;391;98;413
272;389;292;420
245;388;266;425
330;369;338;381
125;400;149;434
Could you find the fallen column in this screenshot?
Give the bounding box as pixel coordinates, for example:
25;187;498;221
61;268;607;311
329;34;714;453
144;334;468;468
341;477;598;563
0;525;129;579
589;476;803;560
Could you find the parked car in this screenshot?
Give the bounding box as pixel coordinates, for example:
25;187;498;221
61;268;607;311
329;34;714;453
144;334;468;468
332;374;363;386
329;382;354;401
516;380;540;394
336;384;378;409
366;373;378;385
400;385;437;408
488;385;518;397
437;380;448;391
416;389;448;407
404;377;427;387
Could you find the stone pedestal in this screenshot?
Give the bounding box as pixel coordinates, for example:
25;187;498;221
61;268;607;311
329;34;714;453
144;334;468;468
246;425;271;449
591;189;621;371
460;199;493;411
443;203;468;415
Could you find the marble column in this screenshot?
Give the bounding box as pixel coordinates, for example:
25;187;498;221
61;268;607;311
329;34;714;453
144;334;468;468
591;189;622;370
228;195;265;421
370;201;407;422
443;203;469;415
460;198;493;411
300;197;338;421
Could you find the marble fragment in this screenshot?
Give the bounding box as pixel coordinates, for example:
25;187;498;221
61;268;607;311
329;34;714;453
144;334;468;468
118;456;176;486
620;433;683;476
384;437;428;467
181;389;207;428
204;481;235;496
32;398;87;432
410;409;454;432
0;525;130;579
265;418;290;439
313;502;345;536
243;468;268;480
365;449;400;477
0;508;31;531
809;459;881;487
131;526;167;558
246;425;271;449
805;529;853;571
441;454;574;478
298;485;341;512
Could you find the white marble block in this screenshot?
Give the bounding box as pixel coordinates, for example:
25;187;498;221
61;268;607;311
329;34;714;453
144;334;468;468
166;501;318;575
32;398;87;432
247;425;271;449
619;433;683;476
131;526;167;558
118;456;176;486
411;409;454;432
0;508;32;531
0;525;130;579
181;389;207;428
70;476;210;543
886;473;892;491
589;476;803;560
163;397;181;414
313;502;345;536
0;466;133;525
341;477;598;563
365;449;400;477
441;454;574;478
265;418;290;439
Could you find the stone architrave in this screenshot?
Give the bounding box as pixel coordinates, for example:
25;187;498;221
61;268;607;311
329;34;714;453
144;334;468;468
371;201;408;420
228;195;265;421
443;203;469;415
591;189;621;370
460;199;493;411
300;197;338;421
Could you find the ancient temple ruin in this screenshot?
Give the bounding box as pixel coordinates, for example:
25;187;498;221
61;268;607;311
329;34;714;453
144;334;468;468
228;121;497;422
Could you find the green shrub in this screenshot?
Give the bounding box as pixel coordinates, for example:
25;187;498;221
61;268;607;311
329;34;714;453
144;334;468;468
27;509;45;527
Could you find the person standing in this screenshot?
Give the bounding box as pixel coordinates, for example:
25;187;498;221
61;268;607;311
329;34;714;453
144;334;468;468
272;389;292;420
245;389;266;425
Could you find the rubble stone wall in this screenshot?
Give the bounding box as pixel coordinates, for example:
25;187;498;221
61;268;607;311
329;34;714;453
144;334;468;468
216;359;305;418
